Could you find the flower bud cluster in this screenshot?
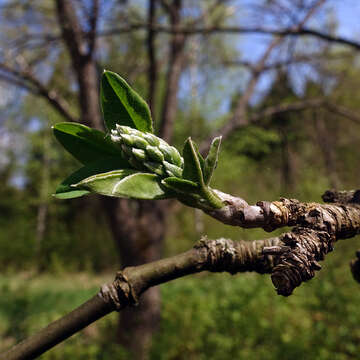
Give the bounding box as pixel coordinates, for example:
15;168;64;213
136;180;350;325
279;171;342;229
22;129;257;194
111;125;183;178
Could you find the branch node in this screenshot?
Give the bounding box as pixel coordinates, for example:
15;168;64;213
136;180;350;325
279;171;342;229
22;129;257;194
195;236;238;274
258;200;289;231
270;228;332;296
99;271;138;311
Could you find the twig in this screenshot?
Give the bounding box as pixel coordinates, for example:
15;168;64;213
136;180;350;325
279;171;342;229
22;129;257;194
98;24;360;52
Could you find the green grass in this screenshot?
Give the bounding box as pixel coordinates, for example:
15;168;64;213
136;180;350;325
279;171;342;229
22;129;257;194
1;240;360;360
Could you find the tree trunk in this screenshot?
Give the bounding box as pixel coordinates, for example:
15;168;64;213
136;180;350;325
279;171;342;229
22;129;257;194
76;59;103;129
55;2;182;356
103;198;168;359
79;57;166;359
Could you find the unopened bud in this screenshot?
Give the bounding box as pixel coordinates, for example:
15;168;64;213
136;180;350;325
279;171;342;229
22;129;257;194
111;125;183;178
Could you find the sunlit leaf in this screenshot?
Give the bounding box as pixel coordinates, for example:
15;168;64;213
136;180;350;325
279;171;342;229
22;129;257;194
101;70;153;133
162;177;198;194
74;171;170;200
53;122;126;165
54;157;127;199
182;137;204;185
203;136;222;185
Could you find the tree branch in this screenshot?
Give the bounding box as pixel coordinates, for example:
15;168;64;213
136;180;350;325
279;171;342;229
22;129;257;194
87;0;99;58
0;62;77;122
197;98;360;156
147;0;157;116
325;102;360;125
158;0;186;142
4;187;360;359
55;0;102;128
1;235;280;360
200;0;326;153
55;0;87;63
98;25;360;52
222;52;350;72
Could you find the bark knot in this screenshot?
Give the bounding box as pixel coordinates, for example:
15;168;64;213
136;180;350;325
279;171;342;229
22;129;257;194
99;271;139;311
268;228;332;296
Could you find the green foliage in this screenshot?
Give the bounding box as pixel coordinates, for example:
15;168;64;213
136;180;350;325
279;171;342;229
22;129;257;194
74;170;168;200
182;138;205;185
203;136;222;185
101;71;153;133
162;177;199;194
55;72;224;209
54;157;128;199
179;137;223;209
226;125;280;161
52;123;125;165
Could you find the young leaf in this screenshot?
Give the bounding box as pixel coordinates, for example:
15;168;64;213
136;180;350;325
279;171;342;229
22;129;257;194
54;157;128;199
192;141;205;173
182;137;204;185
101;70;153;133
203;136;222;185
53;122;127;166
162;177;198;194
74;171;170;200
182;138;224;209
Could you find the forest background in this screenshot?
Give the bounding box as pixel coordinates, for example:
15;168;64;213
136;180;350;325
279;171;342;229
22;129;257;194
1;1;360;359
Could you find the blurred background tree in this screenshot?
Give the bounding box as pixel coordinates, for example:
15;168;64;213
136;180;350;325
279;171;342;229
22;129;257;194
1;0;360;359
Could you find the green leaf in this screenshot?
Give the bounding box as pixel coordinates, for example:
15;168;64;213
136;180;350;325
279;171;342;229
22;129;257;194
162;177;198;194
54;157;127;199
203;136;222;185
53;122;127;166
192;141;205;174
74;171;170;200
101;70;153;133
182;137;204;185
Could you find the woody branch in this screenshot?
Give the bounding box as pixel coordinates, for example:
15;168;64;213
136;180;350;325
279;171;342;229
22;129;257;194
4;188;360;360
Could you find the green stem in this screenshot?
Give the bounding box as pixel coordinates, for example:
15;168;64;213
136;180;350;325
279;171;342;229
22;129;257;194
200;185;224;209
